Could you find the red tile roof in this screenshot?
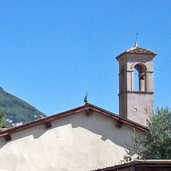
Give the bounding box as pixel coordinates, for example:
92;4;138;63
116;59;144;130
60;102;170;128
116;46;157;60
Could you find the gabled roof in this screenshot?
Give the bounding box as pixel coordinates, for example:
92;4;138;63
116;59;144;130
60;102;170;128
0;103;148;140
116;46;157;60
92;160;171;171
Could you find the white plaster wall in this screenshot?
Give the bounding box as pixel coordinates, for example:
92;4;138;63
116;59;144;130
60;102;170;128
0;111;144;171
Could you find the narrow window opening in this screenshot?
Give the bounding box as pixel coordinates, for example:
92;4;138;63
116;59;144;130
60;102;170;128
134;64;146;91
134;69;139;91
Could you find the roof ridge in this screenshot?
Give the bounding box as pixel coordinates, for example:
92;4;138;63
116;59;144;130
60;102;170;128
116;46;157;60
0;103;148;139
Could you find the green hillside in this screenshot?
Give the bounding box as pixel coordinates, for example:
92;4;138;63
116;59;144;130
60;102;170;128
0;87;46;127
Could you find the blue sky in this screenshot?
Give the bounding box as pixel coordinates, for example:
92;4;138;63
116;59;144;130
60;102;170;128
0;0;170;115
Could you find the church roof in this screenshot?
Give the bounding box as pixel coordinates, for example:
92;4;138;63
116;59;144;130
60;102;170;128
0;103;148;141
116;46;157;60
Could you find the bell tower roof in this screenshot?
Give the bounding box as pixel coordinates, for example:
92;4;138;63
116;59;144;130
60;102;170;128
116;46;157;60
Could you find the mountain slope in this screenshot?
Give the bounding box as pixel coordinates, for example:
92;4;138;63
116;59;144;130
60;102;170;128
0;87;46;127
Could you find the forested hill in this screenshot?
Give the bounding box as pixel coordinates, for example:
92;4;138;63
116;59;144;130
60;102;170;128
0;87;46;127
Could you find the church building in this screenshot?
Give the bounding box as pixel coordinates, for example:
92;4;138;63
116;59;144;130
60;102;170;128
0;44;156;171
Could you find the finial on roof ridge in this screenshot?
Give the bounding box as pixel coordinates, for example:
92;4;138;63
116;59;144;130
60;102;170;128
134;41;138;47
134;32;139;48
84;92;88;104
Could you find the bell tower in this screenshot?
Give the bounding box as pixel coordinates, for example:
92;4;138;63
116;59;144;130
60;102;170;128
116;44;156;126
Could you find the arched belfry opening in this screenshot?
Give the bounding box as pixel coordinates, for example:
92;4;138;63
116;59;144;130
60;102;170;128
116;46;157;126
134;64;147;91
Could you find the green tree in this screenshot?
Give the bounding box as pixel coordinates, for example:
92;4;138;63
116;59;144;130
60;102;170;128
0;109;6;128
130;108;171;159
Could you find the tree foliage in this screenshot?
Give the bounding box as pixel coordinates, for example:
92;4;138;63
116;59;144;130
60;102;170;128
130;108;171;159
0;109;6;128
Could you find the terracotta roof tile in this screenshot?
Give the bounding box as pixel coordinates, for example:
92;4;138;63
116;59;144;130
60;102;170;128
126;47;156;55
116;46;157;59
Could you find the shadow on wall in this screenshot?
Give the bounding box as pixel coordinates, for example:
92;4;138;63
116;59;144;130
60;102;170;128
0;111;137;150
0;125;48;149
69;111;134;149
